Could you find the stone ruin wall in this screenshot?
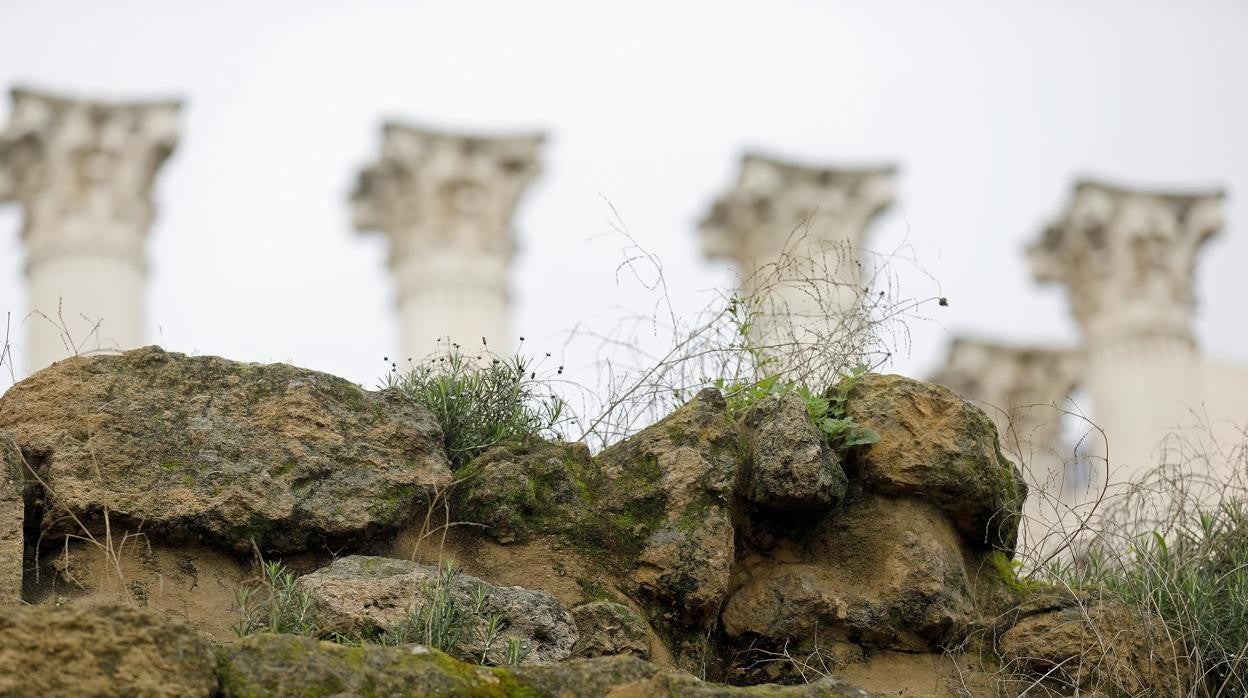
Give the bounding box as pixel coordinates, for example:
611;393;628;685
2;85;1247;566
0;345;1184;696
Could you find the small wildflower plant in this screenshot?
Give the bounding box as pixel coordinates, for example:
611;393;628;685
377;560;529;666
383;340;568;469
232;560;317;637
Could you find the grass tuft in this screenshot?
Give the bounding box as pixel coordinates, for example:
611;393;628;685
383;345;568;469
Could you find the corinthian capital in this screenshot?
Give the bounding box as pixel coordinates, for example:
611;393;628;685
0;86;181;264
932;338;1082;461
352;123;544;264
699;153;895;269
1029;180;1223;343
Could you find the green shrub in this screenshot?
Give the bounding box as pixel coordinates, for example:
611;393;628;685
375;560;528;666
384;345;567;468
1044;499;1248;696
232;560;317;637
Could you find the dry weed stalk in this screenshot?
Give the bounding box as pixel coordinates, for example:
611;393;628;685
979;408;1248;697
559;213;941;451
742;632;840;685
26;298;107;364
6;307;151;606
19;448;147;606
0;312;13;387
407;477;488;566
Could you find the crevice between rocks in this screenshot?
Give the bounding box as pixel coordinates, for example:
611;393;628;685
20;450;48;603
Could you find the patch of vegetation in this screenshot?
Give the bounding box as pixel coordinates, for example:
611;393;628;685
384;344;567;469
984;550;1044;595
232;560;317;637
717;363;879;455
231;559;529;667
377;560;529;666
1044;499;1248;696
575;576;617;603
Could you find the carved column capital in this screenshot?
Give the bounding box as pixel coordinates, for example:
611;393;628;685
932;338;1082;462
351;123;544;266
934;339;1082;416
699;153;895;269
0;87;181;268
1029;180;1223;344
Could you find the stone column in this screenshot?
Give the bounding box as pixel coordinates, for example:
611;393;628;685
352;123;544;361
699;154;895;372
1030;180;1223;485
0;87;181;375
932;338;1083;557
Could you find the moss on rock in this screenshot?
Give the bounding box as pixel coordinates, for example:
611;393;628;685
840;373;1027;552
0;604;218;697
0;346;453;554
218;633;874;697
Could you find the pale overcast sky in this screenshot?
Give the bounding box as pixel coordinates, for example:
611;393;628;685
1;0;1246;392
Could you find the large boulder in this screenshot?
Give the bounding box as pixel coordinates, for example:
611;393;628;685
596;388;741;628
737;393;846;510
295;555;578;664
448;377;1031;686
0;347;452;554
723;496;976;679
842;373;1027;550
0;604;217;697
218;633;876;697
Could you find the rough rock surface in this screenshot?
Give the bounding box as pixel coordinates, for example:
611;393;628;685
449;381;1036;687
0;604;217;697
6;349;1128;695
842;373;1027;550
724;497;976;660
454;438;596;545
571;600;652;659
998;598;1187;696
513;653;876;697
296;555;577;664
0;346;452;553
598;388;740;627
0;432;22;605
738;393;846;510
219;633;877;697
455;389;741;630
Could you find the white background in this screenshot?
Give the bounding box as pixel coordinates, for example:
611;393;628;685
2;0;1245;393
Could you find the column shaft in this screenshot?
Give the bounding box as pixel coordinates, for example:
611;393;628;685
1084;335;1202;476
26;254;145;364
393;251;510;357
